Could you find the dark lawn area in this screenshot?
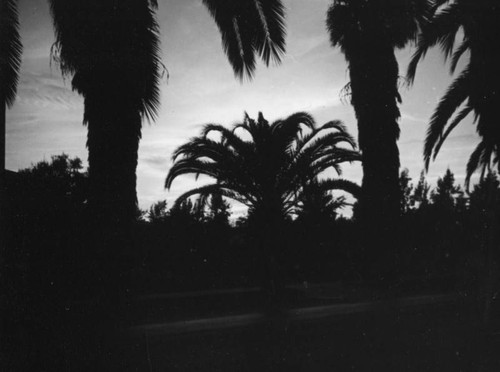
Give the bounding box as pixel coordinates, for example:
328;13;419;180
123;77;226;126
106;298;500;372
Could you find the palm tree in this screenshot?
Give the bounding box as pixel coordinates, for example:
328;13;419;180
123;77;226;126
0;0;22;179
166;112;360;223
49;0;287;226
407;0;500;186
326;0;432;228
166;111;360;294
49;0;162;227
406;1;500;323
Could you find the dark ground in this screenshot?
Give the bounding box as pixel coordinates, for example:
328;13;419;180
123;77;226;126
102;295;500;372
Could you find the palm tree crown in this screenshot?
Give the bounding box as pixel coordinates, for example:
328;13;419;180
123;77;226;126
407;0;500;186
165;112;361;225
1;0;23;173
50;0;162;122
0;0;23;108
328;0;431;56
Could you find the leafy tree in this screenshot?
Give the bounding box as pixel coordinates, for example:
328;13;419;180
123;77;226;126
8;154;88;264
147;200;169;223
207;193;231;226
399;168;413;214
17;154;88;207
411;170;431;209
469;172;500;215
297;181;349;225
430;168;463;210
326;0;432;228
407;0;500;184
169;199;200;224
48;0;287;226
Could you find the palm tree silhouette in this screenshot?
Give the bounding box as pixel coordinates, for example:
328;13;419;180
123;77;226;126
407;0;500;186
49;0;162;226
166;111;360;294
326;0;431;227
1;0;22;179
166;112;360;222
49;0;287;225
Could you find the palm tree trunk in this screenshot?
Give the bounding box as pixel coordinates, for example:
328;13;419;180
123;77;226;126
81;98;141;365
85;96;141;232
349;41;402;279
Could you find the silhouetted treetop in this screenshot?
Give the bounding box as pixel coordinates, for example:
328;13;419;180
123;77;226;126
166;111;361;225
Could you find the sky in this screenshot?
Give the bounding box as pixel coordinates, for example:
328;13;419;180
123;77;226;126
7;0;479;214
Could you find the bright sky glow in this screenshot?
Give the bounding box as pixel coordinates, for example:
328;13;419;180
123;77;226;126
7;0;479;214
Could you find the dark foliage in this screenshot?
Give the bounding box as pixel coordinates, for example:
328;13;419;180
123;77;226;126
202;0;287;80
0;0;23;108
4;155;499;369
407;0;500;182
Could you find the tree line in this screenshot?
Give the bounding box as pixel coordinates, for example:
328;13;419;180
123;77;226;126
2;1;498;238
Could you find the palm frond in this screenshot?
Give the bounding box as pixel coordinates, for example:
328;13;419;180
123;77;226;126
0;0;23;107
316;178;361;199
465;140;488;189
165;159;223;189
433;103;473;157
171;136;238;163
203;0;286;80
407;2;462;83
252;0;286;65
450;38;469;73
173;183;252;209
202;123;254;155
424;67;470;169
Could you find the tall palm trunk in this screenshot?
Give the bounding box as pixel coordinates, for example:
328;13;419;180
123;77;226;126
85;96;141;231
349;41;401;227
348;40;402;281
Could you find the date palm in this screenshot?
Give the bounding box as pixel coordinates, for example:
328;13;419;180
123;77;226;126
327;0;432;227
49;0;286;225
1;0;22;177
407;0;500;186
166;112;360;293
166;112;360;225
